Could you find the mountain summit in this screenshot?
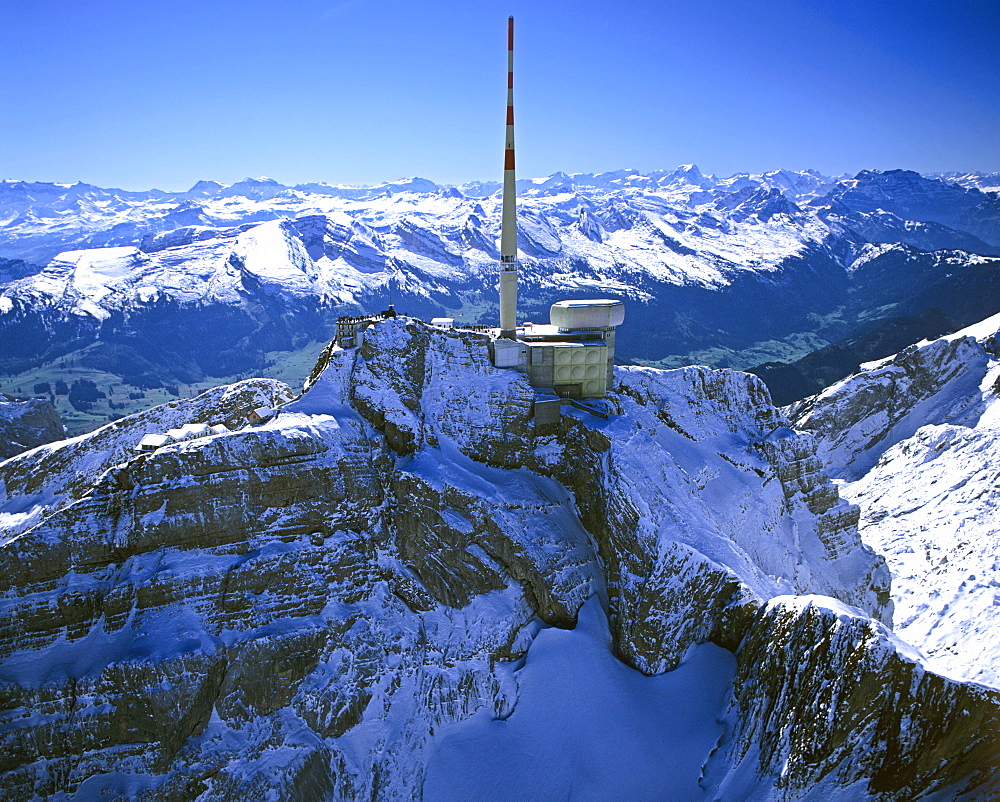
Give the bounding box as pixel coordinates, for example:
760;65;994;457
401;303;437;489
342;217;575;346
2;317;994;797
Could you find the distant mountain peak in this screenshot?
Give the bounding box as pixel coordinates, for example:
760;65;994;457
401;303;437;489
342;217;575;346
187;180;224;195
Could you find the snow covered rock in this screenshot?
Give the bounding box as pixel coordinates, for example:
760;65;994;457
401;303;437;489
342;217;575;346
0;378;293;529
0;318;992;798
541;364;890;675
0;323;598;797
787;327;994;480
789;312;1000;689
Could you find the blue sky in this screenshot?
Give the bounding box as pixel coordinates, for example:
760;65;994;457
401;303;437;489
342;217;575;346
1;0;998;190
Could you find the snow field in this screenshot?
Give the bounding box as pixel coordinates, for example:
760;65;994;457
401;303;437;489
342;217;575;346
423;597;735;801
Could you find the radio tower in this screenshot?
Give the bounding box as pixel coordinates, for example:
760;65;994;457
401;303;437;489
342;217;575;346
499;15;518;339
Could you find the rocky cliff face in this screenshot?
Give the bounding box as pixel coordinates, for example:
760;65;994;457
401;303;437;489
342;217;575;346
0;318;995;799
0;397;64;461
789;312;1000;690
0;378;293;537
706;596;1000;800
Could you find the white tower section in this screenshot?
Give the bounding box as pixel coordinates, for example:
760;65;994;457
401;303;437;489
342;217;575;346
499;16;518;339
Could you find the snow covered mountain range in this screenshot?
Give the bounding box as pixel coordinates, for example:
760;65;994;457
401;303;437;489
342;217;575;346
2;167;1000;432
1;167;997;266
1;317;997;798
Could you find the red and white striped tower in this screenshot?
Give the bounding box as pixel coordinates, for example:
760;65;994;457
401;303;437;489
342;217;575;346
499;15;518;338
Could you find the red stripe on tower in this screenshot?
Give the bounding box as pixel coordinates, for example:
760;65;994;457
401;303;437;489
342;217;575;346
499;16;518;336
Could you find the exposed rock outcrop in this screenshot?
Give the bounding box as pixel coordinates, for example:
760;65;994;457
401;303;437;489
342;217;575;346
0;397;64;460
706;597;1000;800
0;377;293;523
